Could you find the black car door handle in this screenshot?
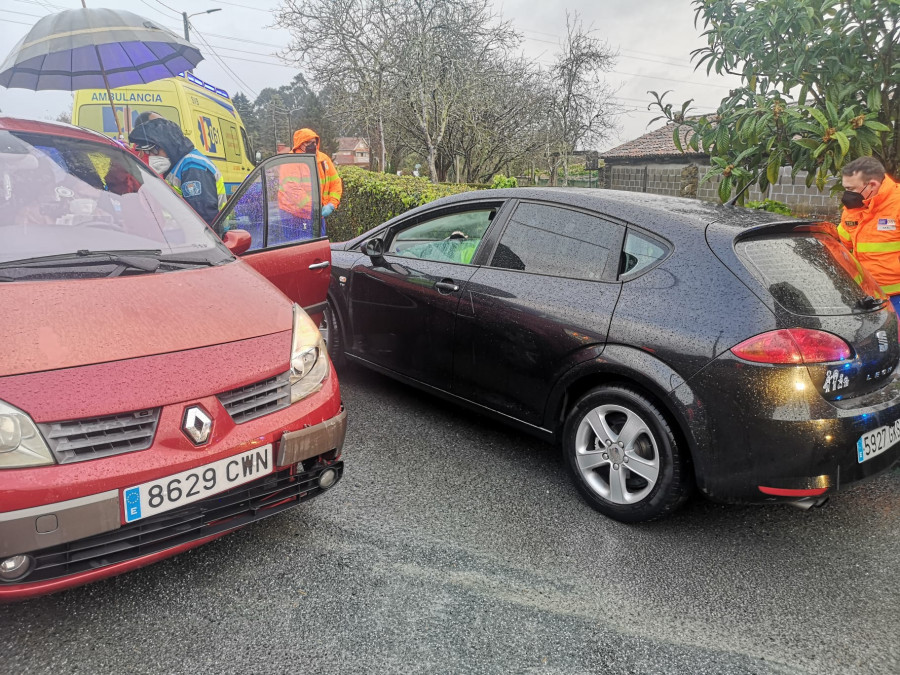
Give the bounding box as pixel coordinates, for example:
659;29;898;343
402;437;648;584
434;280;460;294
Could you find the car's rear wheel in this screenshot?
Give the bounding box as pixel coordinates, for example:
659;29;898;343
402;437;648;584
319;300;345;367
563;386;691;523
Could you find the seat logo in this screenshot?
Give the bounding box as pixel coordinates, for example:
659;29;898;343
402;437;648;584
182;406;213;445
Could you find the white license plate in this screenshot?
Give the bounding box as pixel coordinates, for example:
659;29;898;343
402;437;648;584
857;420;900;463
122;444;273;523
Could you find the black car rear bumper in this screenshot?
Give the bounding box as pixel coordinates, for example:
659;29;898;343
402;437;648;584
676;353;900;503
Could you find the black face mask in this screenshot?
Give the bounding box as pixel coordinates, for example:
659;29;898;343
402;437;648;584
841;189;866;210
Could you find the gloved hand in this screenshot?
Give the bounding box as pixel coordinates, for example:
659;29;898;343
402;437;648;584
322;203;335;218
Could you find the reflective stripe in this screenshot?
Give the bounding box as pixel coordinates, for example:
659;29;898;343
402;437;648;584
216;176;226;210
856;241;900;253
853;258;865;284
837;224;851;240
322;175;340;183
881;283;900;294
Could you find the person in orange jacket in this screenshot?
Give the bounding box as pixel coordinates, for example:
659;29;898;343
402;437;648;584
837;156;900;312
291;128;342;218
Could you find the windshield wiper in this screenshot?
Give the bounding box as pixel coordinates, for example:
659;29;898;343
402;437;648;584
0;249;163;271
155;254;223;268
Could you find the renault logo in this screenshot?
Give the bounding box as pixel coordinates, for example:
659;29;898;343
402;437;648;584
182;406;212;445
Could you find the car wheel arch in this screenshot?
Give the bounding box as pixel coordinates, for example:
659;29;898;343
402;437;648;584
547;352;701;476
323;290;349;365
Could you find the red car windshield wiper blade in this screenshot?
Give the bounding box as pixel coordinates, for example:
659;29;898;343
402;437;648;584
0;249;163;270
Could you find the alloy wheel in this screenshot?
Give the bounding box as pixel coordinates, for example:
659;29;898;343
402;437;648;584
573;404;660;504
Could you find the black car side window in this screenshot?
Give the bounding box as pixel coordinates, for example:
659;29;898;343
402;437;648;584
490;202;619;281
387;209;495;265
621;230;669;278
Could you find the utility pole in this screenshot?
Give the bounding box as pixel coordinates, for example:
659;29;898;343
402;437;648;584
182;9;221;42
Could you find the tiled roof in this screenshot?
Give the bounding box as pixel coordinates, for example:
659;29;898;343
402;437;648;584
336;136;368;152
601;122;708;160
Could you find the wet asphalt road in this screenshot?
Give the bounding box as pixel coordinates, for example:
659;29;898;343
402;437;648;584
3;364;900;675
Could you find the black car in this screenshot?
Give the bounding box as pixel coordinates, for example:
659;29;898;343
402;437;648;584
322;188;900;522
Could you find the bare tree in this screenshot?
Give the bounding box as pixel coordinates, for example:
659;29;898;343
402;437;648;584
278;0;398;172
391;0;520;181
548;13;617;185
276;1;617;184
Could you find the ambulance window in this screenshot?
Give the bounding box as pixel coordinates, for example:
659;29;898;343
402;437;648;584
220;119;242;163
128;105;180;131
76;105;180;136
241;128;256;167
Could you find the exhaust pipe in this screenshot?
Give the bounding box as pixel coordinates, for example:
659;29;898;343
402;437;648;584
789;496;829;511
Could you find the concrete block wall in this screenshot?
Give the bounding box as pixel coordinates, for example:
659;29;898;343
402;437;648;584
606;163;841;220
609;166;646;192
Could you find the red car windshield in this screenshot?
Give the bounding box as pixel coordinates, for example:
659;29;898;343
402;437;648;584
0;129;230;266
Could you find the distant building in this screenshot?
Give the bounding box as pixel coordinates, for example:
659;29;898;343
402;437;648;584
600;122;709;198
332;137;370;168
600;121;838;217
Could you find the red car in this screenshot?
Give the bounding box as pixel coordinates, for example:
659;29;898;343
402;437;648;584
0;117;344;601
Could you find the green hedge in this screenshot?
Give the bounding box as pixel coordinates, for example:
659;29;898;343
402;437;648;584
326;167;481;242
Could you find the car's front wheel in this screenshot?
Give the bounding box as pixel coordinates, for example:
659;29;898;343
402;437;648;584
563;386;691;523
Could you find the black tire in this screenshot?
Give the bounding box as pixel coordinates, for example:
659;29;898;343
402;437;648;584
562;386;691;523
319;299;345;368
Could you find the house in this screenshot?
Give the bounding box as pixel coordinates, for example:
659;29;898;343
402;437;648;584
332;137;370;168
599;121;839;217
600;122;708;197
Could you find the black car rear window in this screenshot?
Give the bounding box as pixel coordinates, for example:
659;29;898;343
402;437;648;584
736;233;884;316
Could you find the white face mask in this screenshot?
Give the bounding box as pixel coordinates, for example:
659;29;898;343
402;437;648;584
149;155;171;175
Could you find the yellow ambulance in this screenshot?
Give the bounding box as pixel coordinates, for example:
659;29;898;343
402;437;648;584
72;73;256;195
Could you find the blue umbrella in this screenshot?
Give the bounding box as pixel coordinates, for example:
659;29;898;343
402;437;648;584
0;6;204;136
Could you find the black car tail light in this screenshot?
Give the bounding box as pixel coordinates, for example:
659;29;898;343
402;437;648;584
731;329;852;364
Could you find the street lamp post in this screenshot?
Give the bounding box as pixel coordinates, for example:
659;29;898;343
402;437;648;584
182;8;221;42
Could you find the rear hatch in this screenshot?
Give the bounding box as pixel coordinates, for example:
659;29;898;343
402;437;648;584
708;220;899;401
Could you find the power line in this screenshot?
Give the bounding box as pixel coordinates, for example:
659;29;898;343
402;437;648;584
610;69;730;89
188;23;259;98
208;0;276;14
0;18;34;26
151;0;181;17
139;0;178;22
11;0;67;8
0;8;44;18
201;30;289;49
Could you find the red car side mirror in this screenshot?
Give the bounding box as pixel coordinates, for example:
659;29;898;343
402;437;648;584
222;229;252;256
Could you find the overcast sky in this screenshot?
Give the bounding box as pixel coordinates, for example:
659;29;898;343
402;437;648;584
0;0;741;151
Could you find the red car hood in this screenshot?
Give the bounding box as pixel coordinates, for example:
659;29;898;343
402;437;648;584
1;261;293;377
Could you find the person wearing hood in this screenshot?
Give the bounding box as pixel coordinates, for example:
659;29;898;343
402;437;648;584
291;128;342;218
837;156;900;312
128;117;226;226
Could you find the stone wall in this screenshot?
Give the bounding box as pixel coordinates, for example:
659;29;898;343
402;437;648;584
604;162;842;220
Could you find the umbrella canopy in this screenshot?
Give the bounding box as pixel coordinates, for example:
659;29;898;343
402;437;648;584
0;7;203;91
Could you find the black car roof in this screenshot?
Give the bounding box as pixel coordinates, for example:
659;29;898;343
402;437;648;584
342;187;807;248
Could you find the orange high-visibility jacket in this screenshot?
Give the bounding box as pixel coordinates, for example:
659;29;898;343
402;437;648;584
276;161;314;220
291;128;343;210
837;174;900;295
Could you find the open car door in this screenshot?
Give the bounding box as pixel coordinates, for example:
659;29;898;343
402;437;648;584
212;153;331;323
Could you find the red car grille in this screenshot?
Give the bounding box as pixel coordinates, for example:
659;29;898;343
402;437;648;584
217;372;291;424
38;409;161;464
